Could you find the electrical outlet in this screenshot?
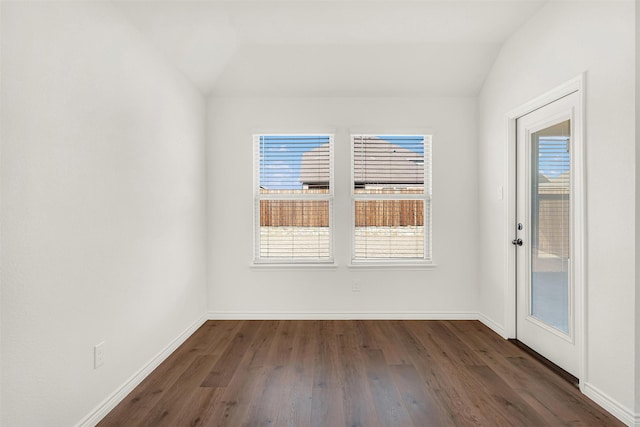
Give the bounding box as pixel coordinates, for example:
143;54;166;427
94;341;105;369
352;279;361;292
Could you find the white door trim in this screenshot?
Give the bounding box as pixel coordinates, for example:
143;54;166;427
504;73;587;390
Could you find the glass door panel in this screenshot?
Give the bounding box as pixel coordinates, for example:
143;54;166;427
529;120;570;334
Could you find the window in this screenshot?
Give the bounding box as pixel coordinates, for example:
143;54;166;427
254;134;333;263
351;134;432;262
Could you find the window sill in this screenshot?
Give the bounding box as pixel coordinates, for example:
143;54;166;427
348;261;437;270
250;262;339;271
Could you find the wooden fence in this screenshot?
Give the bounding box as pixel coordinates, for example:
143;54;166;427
260;200;330;227
354;200;423;226
536;195;569;258
259;188;425;227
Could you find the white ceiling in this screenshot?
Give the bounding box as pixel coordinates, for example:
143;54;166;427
113;1;547;97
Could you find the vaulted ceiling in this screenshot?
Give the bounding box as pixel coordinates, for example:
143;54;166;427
113;1;547;97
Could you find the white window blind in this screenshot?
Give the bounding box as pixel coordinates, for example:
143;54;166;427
352;135;432;261
533;135;570;261
254;134;333;263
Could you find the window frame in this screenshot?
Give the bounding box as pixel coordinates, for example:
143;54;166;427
253;133;335;265
350;133;433;266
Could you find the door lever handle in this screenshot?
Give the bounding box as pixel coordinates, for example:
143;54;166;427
512;238;523;246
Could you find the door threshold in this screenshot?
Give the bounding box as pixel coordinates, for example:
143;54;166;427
509;339;579;388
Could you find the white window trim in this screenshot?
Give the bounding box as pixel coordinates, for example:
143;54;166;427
350;134;434;266
347;260;438;270
252;133;335;265
250;262;339;270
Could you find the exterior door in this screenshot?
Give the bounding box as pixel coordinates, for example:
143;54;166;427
515;92;580;377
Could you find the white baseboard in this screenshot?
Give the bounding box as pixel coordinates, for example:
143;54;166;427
75;315;207;427
583;382;636;426
477;313;507;339
207;310;479;320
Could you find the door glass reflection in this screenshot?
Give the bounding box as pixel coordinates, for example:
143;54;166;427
530;120;570;334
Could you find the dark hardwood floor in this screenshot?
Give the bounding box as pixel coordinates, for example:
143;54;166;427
98;320;623;426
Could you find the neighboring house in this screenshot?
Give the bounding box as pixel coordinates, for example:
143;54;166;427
298;142;330;190
298;138;424;190
297;138;425;228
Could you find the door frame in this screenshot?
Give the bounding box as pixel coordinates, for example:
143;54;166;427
504;73;587;389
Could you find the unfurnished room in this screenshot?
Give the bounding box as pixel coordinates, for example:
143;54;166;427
1;0;639;426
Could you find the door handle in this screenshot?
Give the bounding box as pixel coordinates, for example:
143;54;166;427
512;238;523;246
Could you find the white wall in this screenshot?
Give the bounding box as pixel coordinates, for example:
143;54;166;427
478;0;636;420
207;97;479;318
0;2;207;426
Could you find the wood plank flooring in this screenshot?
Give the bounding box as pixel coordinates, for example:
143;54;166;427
98;320;623;427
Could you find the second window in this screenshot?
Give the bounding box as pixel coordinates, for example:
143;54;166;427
352;134;432;262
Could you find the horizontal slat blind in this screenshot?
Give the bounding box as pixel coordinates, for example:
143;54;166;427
255;135;333;262
259;135;331;193
534;135;570;261
354;200;426;259
352;135;431;261
354;135;425;192
259;200;331;259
